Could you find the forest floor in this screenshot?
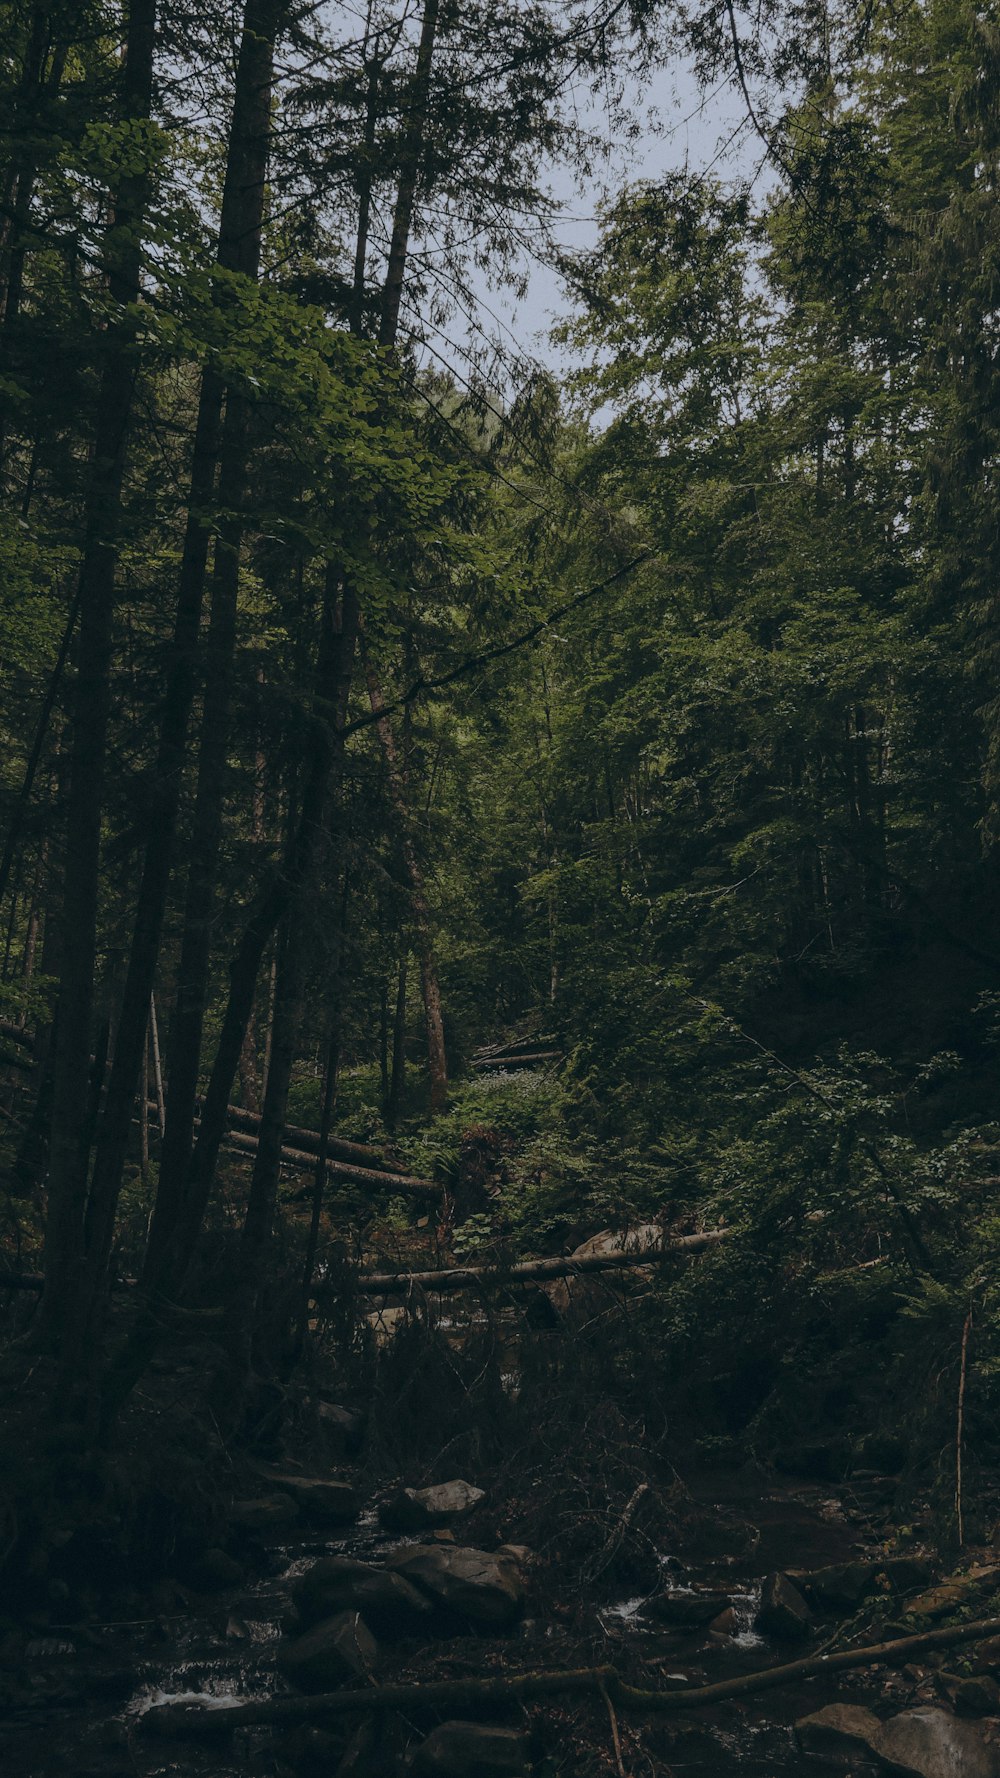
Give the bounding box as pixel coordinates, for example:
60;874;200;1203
4;1290;1000;1778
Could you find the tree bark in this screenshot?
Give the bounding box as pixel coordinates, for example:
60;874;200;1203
238;578;361;1329
378;0;440;349
103;581;360;1426
135;0;284;1294
363;647;447;1113
39;0;158;1354
352;1230;728;1299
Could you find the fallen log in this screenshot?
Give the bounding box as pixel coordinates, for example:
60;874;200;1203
144;1098;394;1170
220;1101;389;1168
355;1229;727;1298
471;1050;562;1070
222;1130;440;1199
140;1613;1000;1737
472;1034;557;1060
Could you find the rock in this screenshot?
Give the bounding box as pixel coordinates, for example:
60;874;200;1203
757;1572;812;1641
497;1544;533;1571
797;1703;1000;1776
292;1557;433;1638
570;1223;663;1263
648;1590;733;1628
335;1720;378;1776
317;1403;364;1454
277;1610;379;1693
189;1548;244;1590
410;1720;530;1776
388;1545;526;1630
366;1305;408;1346
380;1481;486;1532
879;1707;1000;1777
795;1703;885;1765
798;1561;877;1611
709;1607;736;1635
972;1635;1000;1674
283;1724;346;1775
907;1567;1000;1622
230;1494;298;1533
879;1555;935;1593
940;1674;1000;1716
258;1472;360;1525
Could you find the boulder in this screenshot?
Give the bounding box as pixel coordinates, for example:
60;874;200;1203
318;1403;364;1455
648;1589;732;1628
282;1724;346;1775
278;1610;378;1693
388;1545;525;1630
410;1720;529;1776
795;1703;885;1766
906;1563;1000;1623
972;1635;1000;1675
796;1703;1000;1776
335;1720;378;1776
258;1472;360;1525
940;1674;1000;1717
230;1494;298;1533
570;1224;663;1263
757;1572;812;1641
879;1554;935;1593
292;1557;432;1638
879;1707;1000;1777
798;1561;877;1612
380;1481;486;1532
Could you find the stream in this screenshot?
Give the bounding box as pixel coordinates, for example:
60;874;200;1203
1;1457;913;1777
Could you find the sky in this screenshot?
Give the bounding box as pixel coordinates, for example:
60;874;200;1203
453;57;758;385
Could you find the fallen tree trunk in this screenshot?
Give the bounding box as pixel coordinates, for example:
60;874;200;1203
141;1614;1000;1737
144;1097;392;1170
220;1100;388;1168
222;1129;440;1198
469;1045;562;1059
355;1229;727;1298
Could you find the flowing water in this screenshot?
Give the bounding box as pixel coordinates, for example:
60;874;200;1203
0;1461;902;1777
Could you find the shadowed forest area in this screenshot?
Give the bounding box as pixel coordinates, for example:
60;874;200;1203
4;0;1000;1773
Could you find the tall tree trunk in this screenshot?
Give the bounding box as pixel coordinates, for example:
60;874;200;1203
38;0;157;1354
102;582;360;1428
378;0;440;349
238;579;360;1334
364;0;447;1109
0;6;69;473
387;954;407;1127
363;647;447;1112
93;0;284;1311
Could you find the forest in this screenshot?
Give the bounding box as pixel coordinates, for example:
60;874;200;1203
3;0;1000;1773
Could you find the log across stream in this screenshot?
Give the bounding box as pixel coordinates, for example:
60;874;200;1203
0;1453;967;1778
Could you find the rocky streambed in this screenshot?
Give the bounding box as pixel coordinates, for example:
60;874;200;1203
5;1434;1000;1778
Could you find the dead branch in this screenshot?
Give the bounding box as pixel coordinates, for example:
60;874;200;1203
140;1614;1000;1737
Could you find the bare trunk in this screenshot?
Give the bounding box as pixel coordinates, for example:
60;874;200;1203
387;954;407;1126
378;0;440;348
40;0;158;1354
137;0;284;1293
363;650;447;1112
239;580;361;1330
